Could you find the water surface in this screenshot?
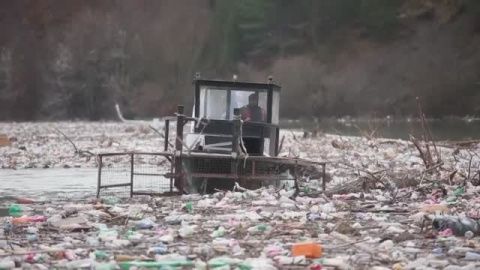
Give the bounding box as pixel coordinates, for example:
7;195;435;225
0;168;97;199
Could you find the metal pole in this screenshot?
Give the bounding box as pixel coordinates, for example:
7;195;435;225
294;160;299;193
232;108;240;186
232;108;241;157
130;153;134;197
164;120;170;151
170;156;174;193
96;155;103;198
175;105;185;193
322;163;326;191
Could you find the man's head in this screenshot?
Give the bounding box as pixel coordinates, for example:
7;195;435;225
248;93;259;106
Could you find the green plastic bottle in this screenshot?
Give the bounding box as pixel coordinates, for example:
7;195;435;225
8;205;22;217
94;250;107;260
119;261;194;270
238;263;253;270
257;224;268;231
104;197;121;205
454;187;464;197
185;202;193;212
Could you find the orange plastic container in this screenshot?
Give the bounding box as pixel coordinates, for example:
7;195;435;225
12;216;29;225
291;242;323;258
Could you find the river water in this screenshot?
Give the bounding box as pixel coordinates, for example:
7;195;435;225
0;168;97;199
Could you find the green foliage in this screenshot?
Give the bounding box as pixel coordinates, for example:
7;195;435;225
203;0;276;69
358;0;402;40
463;0;480;18
205;0;402;70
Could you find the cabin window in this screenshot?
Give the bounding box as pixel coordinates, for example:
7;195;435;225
272;91;280;124
231;90;267;123
199;87;228;120
199;86;268;122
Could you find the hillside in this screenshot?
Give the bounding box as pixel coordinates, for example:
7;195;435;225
0;0;479;120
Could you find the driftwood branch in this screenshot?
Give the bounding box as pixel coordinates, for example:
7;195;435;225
54;128;95;158
415;97;442;165
115;104;150;125
410;134;431;169
278;135;285;154
149;125;174;149
54;127;78;152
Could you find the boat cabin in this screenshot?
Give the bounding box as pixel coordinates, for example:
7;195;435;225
186;78;281;157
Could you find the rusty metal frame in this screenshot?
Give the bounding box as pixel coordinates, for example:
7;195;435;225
97;104;327;198
97;150;326;197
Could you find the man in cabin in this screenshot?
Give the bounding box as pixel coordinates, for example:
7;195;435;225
241;93;266;122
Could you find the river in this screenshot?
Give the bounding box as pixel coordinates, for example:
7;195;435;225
0;168;97;199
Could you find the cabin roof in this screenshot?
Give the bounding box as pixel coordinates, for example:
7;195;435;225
195;79;281;92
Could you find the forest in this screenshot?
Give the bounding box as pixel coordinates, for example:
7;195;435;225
0;0;479;121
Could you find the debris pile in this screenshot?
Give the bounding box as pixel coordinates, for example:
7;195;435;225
1;179;480;269
1;122;480;269
0;122;165;169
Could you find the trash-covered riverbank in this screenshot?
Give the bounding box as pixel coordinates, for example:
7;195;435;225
1;122;480;269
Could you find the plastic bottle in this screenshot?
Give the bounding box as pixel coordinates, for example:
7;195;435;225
29;216;46;222
17;198;35;204
65;250;77;260
26;226;39;234
26;234;37;242
138;219;155;229
0;259;14;269
126;232;143;242
465;252;480;261
185;202;193;212
12;216;46;225
275;256;307;265
114;254;137;262
454;187;464;197
11;216;29;225
118;261;195;269
210;226;226;238
94;262;116;270
103;197;121;205
47;214;62;223
247;224;270;235
65;259;94;269
147;246;168;255
165;216;182;225
291;242;323;258
86;237;100;247
264;245;288;257
8;205;22;217
178;225;197;238
307;213;331;221
93;250;107;260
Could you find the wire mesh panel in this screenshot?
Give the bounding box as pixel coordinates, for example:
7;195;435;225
97;154;132;198
132;153;172;195
97;152;175;198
